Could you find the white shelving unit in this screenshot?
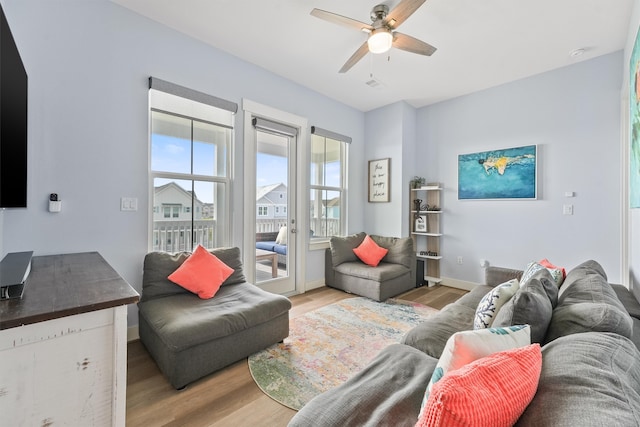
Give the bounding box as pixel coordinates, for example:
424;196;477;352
410;183;443;286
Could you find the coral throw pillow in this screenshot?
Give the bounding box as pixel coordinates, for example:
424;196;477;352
168;245;234;299
353;235;388;267
419;324;531;417
416;344;542;427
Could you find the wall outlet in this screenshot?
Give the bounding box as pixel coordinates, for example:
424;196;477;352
121;197;138;211
457;256;463;265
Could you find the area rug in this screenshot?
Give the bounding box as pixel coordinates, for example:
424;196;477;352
248;297;438;410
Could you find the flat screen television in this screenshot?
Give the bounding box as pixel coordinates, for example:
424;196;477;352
0;4;27;208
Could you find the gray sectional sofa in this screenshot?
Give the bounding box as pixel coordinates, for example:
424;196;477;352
290;260;640;426
325;232;416;301
138;247;292;389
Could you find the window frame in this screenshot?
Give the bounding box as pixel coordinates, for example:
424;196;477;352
309;131;349;248
149;107;232;253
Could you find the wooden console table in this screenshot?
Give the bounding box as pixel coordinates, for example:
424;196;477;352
0;252;139;426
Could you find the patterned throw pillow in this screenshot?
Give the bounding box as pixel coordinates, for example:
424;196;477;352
352;234;389;267
474;279;520;329
522;261;565;287
416;344;542;427
417;325;531;419
538;258;566;285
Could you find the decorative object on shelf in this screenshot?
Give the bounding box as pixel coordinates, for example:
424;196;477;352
419;251;439;257
414;215;427;232
413;199;423;212
411;176;425;189
368;158;390;202
458;145;537;200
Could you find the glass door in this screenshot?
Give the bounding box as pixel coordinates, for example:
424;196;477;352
251;121;297;295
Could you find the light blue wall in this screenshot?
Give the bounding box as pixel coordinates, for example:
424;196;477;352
0;0;364;325
363;101;416;237
416;51;624;284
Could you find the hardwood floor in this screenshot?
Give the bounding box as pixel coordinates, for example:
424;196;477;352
126;285;467;427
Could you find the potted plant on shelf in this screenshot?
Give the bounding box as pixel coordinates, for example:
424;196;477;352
410;176;425;189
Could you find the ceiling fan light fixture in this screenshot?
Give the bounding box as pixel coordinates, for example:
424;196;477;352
367;29;393;54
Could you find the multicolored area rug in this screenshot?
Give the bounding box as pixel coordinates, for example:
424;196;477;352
248;297;438;410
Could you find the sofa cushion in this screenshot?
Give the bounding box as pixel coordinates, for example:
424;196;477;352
334;261;409;282
141;247;246;302
418;344;541;427
167;245;234;299
371;235;414;270
353;235;388;267
330;232;366;266
544;260;633;343
473;279;519;329
402;303;477;359
492;274;553;343
138;281;291;351
516;332;640;427
289;344;438;427
454;285;495;310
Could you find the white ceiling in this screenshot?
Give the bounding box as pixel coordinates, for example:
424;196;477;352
112;0;634;112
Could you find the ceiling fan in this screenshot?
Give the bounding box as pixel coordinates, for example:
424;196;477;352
310;0;437;73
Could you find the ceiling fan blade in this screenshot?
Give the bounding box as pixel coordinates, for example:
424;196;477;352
339;41;369;73
393;32;437;56
310;8;372;32
385;0;426;29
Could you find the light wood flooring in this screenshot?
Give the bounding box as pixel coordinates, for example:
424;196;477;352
126;285;468;427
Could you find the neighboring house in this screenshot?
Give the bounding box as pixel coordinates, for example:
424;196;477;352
325;197;340;219
256;183;288;233
310;196;340;219
153;182;204;221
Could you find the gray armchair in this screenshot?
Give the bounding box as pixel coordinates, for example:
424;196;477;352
325;232;416;301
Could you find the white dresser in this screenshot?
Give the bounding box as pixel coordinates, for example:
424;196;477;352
0;252;139;426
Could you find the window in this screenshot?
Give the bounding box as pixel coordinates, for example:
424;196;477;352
149;78;236;252
310;127;349;240
258;206;268;216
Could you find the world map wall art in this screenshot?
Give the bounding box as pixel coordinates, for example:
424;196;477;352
458;145;537;200
629;25;640;209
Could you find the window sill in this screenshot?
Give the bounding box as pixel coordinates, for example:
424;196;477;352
309;239;330;251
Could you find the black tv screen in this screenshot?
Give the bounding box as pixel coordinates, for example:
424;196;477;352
0;5;27;208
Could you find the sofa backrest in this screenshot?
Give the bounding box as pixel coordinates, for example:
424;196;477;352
329;232;366;266
370;235;414;270
329;232;415;270
140;246;246;302
544;259;632;344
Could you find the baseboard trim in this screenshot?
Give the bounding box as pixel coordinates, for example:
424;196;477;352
440;277;479;291
304;279;325;292
127;325;139;342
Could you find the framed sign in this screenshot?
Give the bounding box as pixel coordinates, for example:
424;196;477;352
414;214;427;232
368;158;390;202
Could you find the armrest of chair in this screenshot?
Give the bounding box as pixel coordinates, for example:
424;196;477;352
484;266;523;287
325;248;336;287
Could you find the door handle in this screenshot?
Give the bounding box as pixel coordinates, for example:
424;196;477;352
290;228;297;233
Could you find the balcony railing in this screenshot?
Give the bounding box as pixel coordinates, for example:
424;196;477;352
153;220;217;252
